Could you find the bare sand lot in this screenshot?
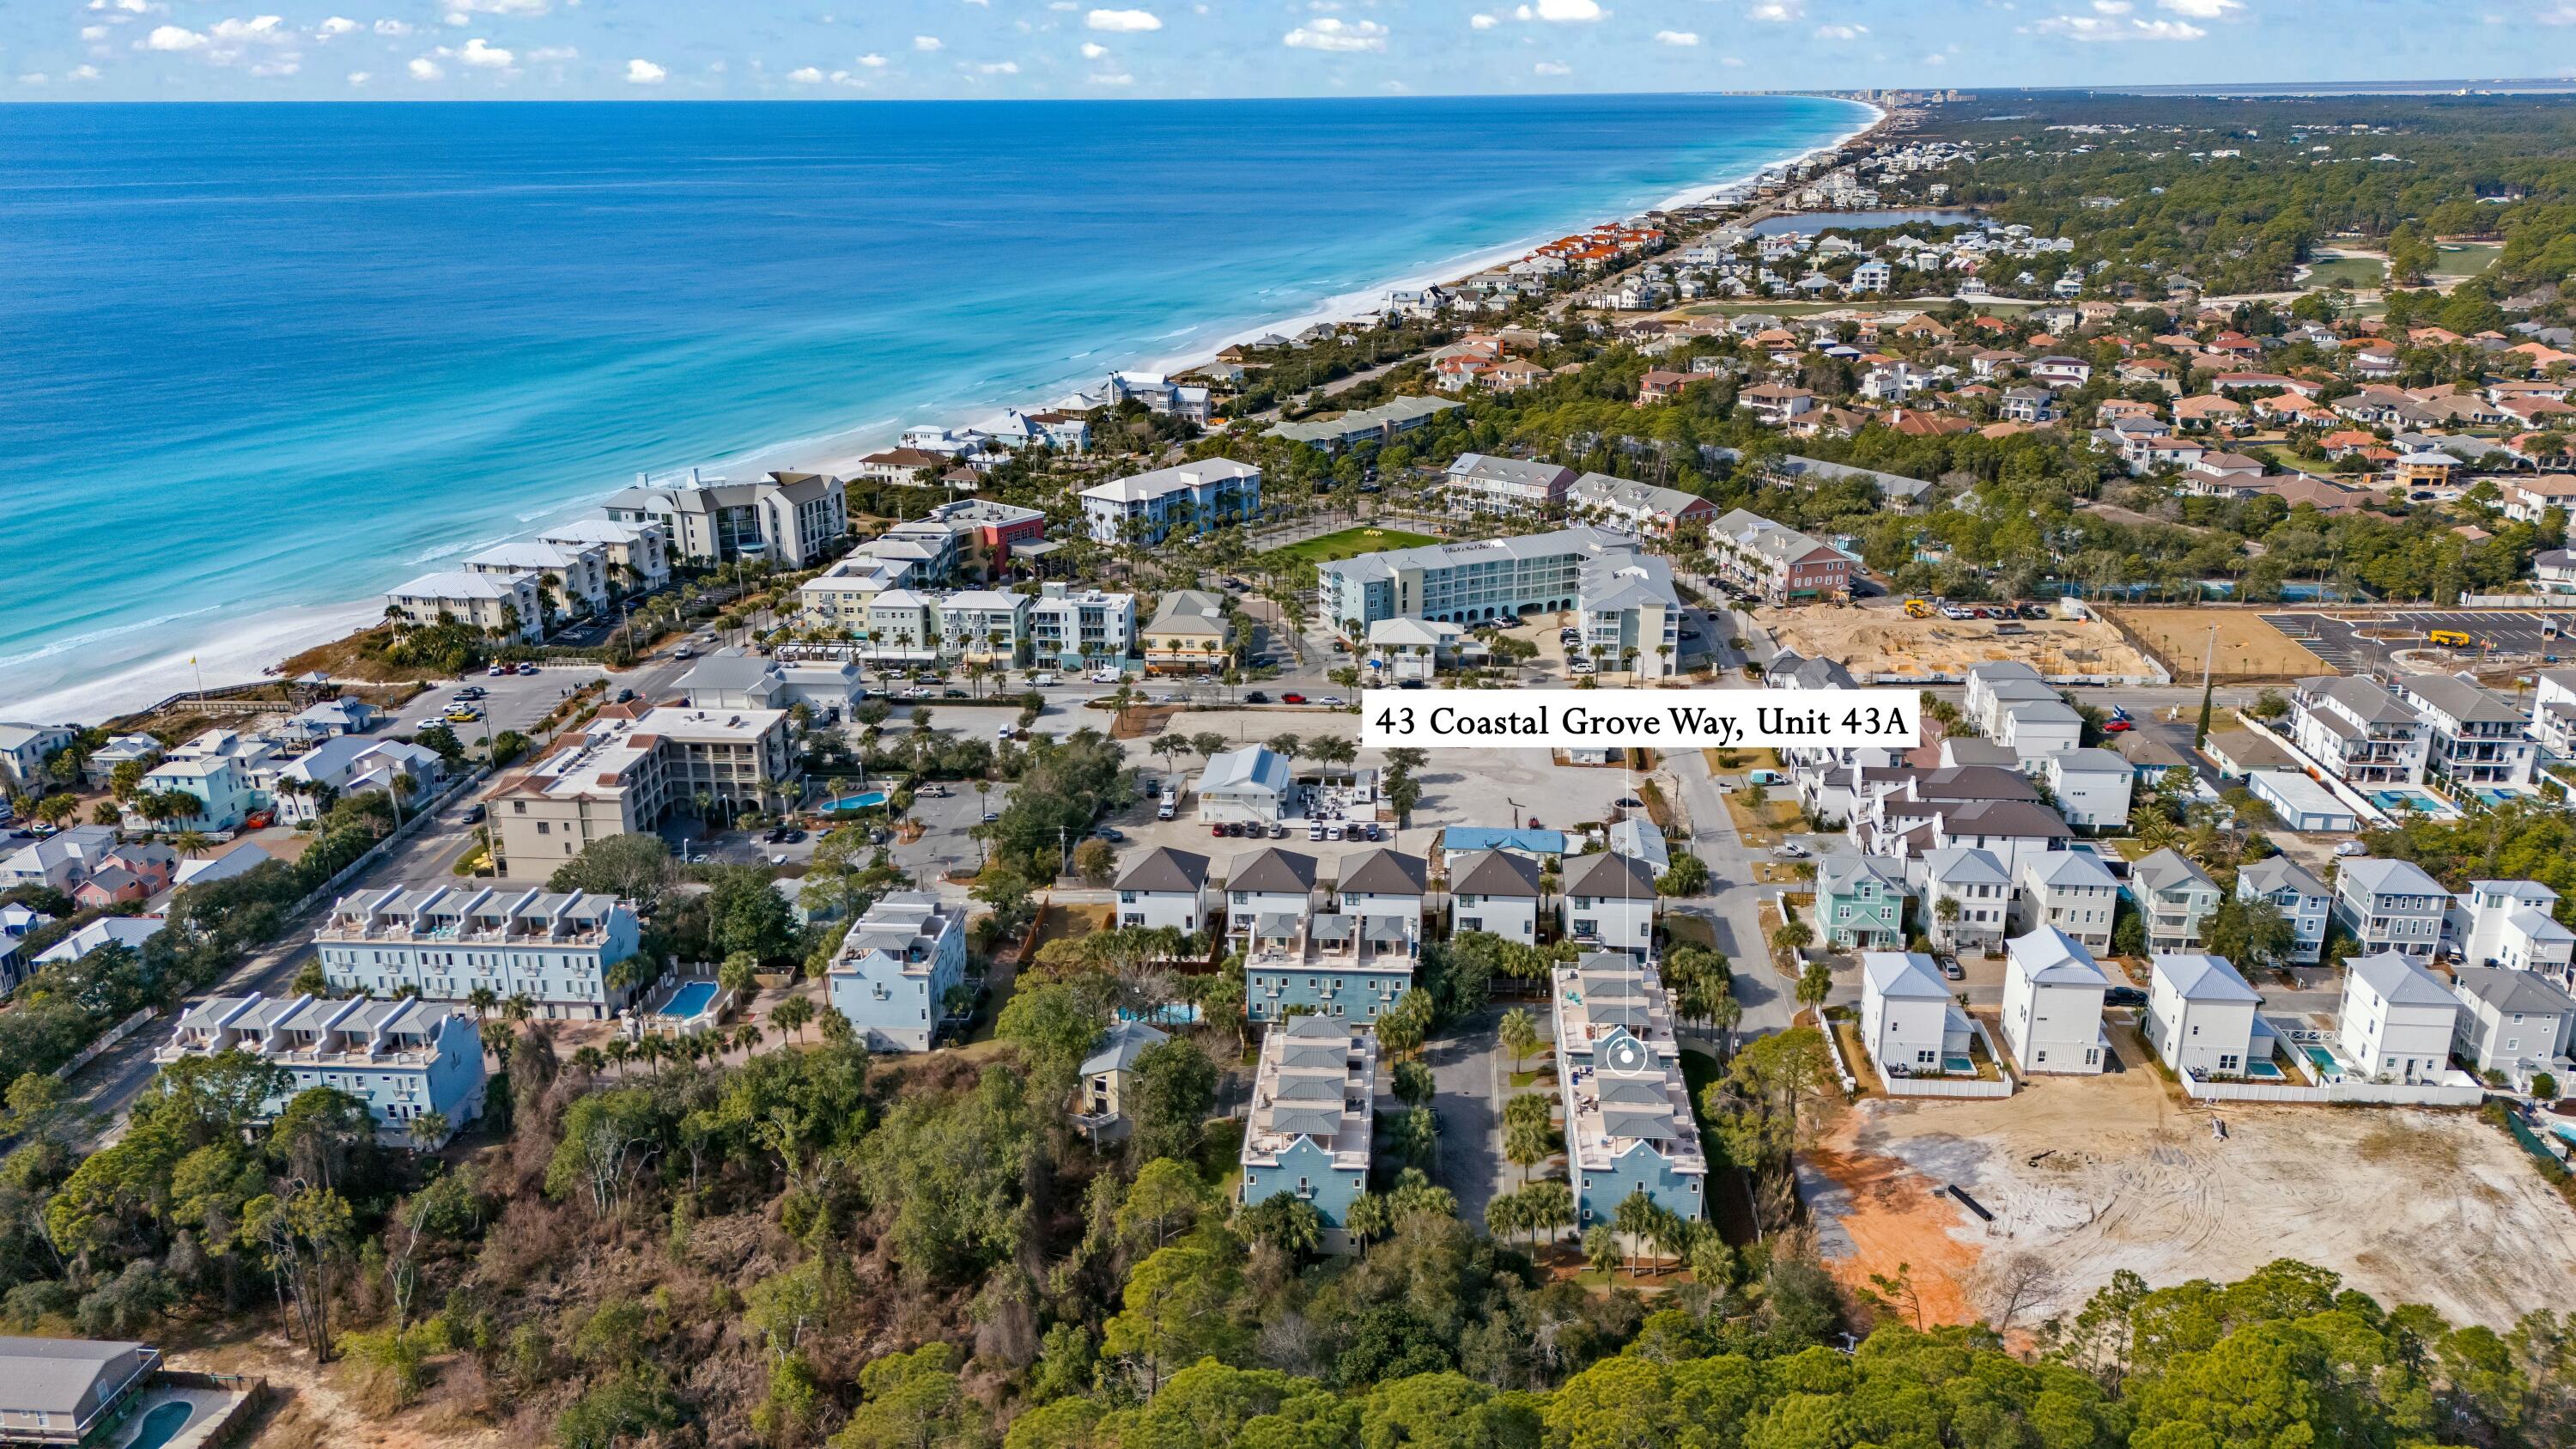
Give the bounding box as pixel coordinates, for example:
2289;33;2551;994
1757;607;2154;680
2102;606;2330;681
1803;1061;2576;1332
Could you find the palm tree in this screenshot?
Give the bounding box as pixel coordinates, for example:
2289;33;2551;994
572;1045;606;1076
774;995;817;1045
407;1111;450;1153
466;985;498;1021
603;1037;632;1078
1498;1006;1540;1076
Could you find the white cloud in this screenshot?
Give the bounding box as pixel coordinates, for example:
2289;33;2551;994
447;0;546;13
1470;12;1498;27
2033;13;2206;38
1085;8;1161;31
408;55;441;77
625;57;665;82
143;25;206;50
1534;59;1571;73
976;59;1018;72
788;65;823;82
2093;0;2132;11
1081;40;1109;57
375;20;411;35
315;15;358;37
347;69;369;82
526;45;574;61
1923;51;1947;63
858;52;888;66
1283;16;1386;49
82;25;108;40
88;0;160;13
207;15;292;44
19;73;50;84
1653;28;1698;44
1814;21;1867;38
914;33;944;50
2159;0;2241;14
1528;0;1601;20
248;57;299;76
1746;1;1801;20
70;64;102;78
1090;69;1133;83
457;36;512;67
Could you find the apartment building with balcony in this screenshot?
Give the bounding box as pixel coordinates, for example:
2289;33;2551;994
825;892;969;1053
1441;454;1576;517
155;992;486;1145
316;886;645;1020
1080;459;1261;545
1552;953;1704;1227
601;468;848;568
2395;673;2536;790
1317;527;1635;634
1240;1016;1377;1246
2332;856;2449;961
2287;676;2428;788
486;706;799;880
1242;908;1417;1025
1029;583;1136;672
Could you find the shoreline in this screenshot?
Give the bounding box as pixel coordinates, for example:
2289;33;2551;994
15;97;1882;728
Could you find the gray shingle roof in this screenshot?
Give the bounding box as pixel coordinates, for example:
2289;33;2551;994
1115;847;1208;895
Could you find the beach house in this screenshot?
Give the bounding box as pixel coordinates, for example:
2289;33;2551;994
2288;677;2428;788
825;892;969;1053
1449;849;1545;946
1073;1020;1167;1143
316;886;645;1020
2016;849;2120;954
2237;855;2332;965
1552;953;1703;1228
2001;926;2109;1074
1860;950;1971;1078
1141;589;1230;673
2457;880;2574;987
1224;848;1319;942
1240;1017;1376;1248
2146;953;2262;1079
1560;850;1658;959
2332;856;2449;961
1923;846;2014;954
2130;848;2221;953
155;993;486;1146
1334;849;1429;944
2335;951;2461;1084
2451;968;2576;1090
1818;854;1909;951
1114;847;1210;935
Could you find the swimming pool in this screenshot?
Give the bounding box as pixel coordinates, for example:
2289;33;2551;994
823;791;890;812
2304;1045;2337;1076
120;1400;195;1449
659;982;719;1020
2245;1059;2284;1081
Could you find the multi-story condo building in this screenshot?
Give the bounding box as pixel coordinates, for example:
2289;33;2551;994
2237;855;2331;965
1449;849;1545;945
1574;551;1685;679
1113;847;1210;934
1029;583;1136;672
156;993;486;1145
2395;673;2536;790
2332;856;2449;961
1561;851;1658;959
1551;953;1703;1228
1708;509;1851;604
461;540;611;618
935;590;1030;666
1079;459;1261;545
825;892;968;1053
1566;472;1717;536
2458;880;2573;986
316;886;644;1020
2001;926;2109;1075
1242;907;1416;1025
2335;951;2460;1085
2287;676;2428;788
2016;849;2119;954
383;569;544;642
676;650;862;715
1317;527;1640;633
1142;589;1230;673
1442;454;1576;517
601;468;848;568
538;517;672;593
487;705;799;879
1240;1016;1376;1247
2130;847;2222;953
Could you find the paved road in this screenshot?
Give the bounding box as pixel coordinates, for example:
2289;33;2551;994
1663;728;1818;1036
1425;1006;1512;1228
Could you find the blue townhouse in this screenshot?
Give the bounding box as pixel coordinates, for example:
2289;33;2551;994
1239;1015;1377;1247
826;892;969;1053
155;993;487;1146
1552;953;1704;1229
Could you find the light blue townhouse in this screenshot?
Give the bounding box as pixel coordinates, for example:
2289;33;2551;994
826;892;969;1053
1817;854;1910;950
1240;1015;1378;1248
1552;953;1704;1229
155;993;486;1146
317;886;646;1020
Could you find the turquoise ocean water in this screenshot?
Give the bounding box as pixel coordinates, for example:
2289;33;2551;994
0;94;1870;719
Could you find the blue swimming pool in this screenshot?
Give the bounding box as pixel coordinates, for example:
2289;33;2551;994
823;791;890;812
2245;1059;2284;1080
659;982;719;1020
2305;1045;2337;1075
122;1400;195;1449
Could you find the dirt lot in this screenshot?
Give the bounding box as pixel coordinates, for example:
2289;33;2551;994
1757;607;2154;681
1804;1060;2576;1332
2101;606;2330;682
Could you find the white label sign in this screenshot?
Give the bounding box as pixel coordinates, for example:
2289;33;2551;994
1358;688;1922;752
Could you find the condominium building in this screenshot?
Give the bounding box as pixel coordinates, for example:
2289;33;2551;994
1552;953;1703;1227
1030;583;1136;671
935;590;1030;666
537;517;672;592
383;569;544;642
1708;508;1851;604
601;468;848;568
315;886;645;1019
1316;526;1641;633
1240;1017;1376;1246
2287;676;2427;788
1574;551;1685;679
461;540;611;618
1442;454;1576;516
2395;673;2536;789
1242;909;1416;1025
486;706;799;878
156;993;486;1145
1079;459;1261;545
1142;589;1230;673
825;892;969;1053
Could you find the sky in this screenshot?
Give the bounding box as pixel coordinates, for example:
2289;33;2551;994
2;1;2569;100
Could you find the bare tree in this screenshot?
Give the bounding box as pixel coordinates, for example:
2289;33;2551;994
1982;1249;2064;1338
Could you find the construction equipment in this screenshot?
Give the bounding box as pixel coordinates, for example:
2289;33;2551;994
1902;598;1936;618
2428;629;2475;649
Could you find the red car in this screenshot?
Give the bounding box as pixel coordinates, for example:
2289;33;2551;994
2102;718;2135;733
1281;692;1308;703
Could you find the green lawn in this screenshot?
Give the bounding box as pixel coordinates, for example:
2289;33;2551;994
1261;526;1439;566
2302;255;2385;290
2433;241;2503;278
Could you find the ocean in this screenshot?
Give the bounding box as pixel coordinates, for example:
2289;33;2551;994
0;94;1872;722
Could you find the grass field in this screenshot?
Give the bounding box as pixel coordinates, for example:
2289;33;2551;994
2433;240;2503;279
1260;526;1438;565
2100;606;2330;681
2302;255;2385;290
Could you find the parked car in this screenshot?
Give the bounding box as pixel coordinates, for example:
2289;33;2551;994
1773;842;1810;859
517;661;540;676
460;804;486;825
488;663;508;676
980;811;999;825
1316;696;1345;708
2104;985;2148;1008
455;685;487;700
1938;956;1965;981
2102;718;2135;733
1243;691;1271;704
1092;826;1125;843
1281;692;1308;703
2333;839;2367;856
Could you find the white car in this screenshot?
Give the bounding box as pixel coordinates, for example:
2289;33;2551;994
1773;842;1810;859
1317;696;1345;707
2333;839;2367;856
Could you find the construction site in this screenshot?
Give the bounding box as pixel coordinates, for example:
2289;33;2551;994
1755;606;2158;683
2098;606;2332;683
1802;1065;2576;1335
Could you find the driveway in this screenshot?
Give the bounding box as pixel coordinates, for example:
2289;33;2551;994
1424;1006;1511;1227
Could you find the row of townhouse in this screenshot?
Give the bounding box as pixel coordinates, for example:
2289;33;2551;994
315;886;646;1020
2287;673;2534;792
1706;508;1853;605
797;498;1048;624
155;993;487;1146
1551;953;1706;1230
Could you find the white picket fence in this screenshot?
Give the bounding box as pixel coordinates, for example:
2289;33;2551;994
2185;1075;2484;1107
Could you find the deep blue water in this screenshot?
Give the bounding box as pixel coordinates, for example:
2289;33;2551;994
0;96;1868;718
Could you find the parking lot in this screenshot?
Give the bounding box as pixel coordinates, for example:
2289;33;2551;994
2263;609;2570;674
